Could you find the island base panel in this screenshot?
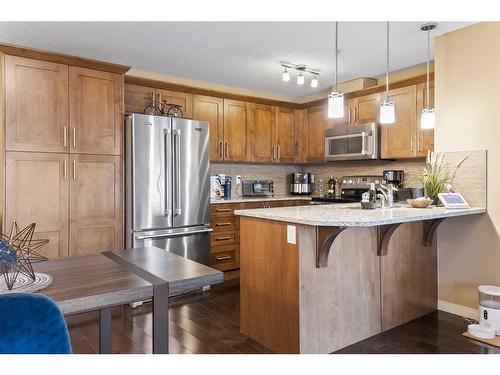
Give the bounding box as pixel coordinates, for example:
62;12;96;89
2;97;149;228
240;216;299;353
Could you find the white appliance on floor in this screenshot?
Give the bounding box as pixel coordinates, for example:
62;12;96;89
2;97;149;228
467;285;500;339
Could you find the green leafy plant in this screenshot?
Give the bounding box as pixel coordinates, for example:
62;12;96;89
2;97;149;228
421;151;468;203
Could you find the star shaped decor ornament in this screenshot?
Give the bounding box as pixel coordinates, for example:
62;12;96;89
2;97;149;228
0;222;49;290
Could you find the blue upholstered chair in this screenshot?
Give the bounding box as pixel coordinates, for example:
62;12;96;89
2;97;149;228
0;293;72;354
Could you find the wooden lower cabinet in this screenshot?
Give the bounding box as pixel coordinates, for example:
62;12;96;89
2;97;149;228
210;199;310;272
69;154;123;256
5;152;69;259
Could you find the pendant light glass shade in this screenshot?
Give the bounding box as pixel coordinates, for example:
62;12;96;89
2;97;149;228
380;100;395;124
297;72;305;85
310;75;319;88
282;67;290;82
421;107;435;129
328;91;344;118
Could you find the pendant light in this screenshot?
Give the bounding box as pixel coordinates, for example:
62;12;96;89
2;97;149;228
310;75;319;88
282;67;290;82
297;71;305;85
328;21;344;119
380;22;395;124
420;23;437;129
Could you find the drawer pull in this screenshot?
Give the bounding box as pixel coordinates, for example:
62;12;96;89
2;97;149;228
215;208;231;212
216;255;232;261
215;222;232;226
215;236;232;241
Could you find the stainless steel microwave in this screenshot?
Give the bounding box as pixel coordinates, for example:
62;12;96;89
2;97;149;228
324;122;379;161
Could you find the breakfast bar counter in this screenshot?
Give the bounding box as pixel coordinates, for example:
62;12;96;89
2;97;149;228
235;204;486;354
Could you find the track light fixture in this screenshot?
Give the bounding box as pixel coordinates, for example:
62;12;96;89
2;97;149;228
280;62;320;88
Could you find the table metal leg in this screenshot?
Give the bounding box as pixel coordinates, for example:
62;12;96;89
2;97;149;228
153;283;169;354
99;307;112;354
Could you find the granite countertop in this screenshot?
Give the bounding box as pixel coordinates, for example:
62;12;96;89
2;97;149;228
210;195;312;204
234;203;486;227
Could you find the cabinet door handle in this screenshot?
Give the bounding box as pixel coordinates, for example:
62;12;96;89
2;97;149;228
215;236;232;241
277;145;281;159
224;142;228;157
72;127;76;149
219;141;223;158
417;135;421;152
63;126;68;148
215;255;232;261
354;107;357;122
215;208;231;212
63;159;67;180
72;159;77;180
410;136;414;153
272;145;275;159
215;222;232;226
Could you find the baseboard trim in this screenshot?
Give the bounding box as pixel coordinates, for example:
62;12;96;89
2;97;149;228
438;299;479;320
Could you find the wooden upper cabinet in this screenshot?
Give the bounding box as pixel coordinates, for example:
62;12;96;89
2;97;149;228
306;105;327;163
416;81;434;157
355;93;381;123
5;56;69;153
5;152;69;259
380;85;417;159
69;154;123;256
250;103;276;162
157;89;193;118
124;83;155;114
223;99;249;161
193;95;224;161
69;67;123;156
276;107;299;163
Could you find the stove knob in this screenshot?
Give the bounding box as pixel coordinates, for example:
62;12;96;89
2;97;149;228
348;179;353;184
375;179;380;184
342;179;347;184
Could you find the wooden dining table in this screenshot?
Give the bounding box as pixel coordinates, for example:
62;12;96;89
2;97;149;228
34;246;223;354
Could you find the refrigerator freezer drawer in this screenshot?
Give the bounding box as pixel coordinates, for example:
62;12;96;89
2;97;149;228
133;226;212;265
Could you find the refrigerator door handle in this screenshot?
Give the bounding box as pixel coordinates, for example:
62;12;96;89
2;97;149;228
174;128;182;216
135;228;213;240
164;128;172;217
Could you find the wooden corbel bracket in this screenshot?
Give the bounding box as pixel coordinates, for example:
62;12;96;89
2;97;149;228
377;223;403;256
423;218;446;247
315;226;348;268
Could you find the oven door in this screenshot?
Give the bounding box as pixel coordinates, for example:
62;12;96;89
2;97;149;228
325;131;373;161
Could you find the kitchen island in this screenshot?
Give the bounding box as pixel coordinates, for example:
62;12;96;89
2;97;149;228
235;204;486;353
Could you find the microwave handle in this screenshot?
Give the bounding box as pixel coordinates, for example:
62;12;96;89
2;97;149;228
361;131;368;155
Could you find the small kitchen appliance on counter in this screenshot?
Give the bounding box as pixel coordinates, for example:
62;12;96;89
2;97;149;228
242;180;274;197
383;170;404;188
289;173;314;195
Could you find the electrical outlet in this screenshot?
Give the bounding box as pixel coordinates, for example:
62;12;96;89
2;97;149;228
236;175;241;184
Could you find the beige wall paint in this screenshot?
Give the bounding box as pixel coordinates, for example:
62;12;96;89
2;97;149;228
435;22;500;308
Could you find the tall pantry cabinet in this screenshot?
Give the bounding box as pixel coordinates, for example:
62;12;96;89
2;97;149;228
1;52;128;259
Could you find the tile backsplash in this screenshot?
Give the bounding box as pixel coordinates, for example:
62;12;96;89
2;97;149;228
210;159;426;196
210;163;301;196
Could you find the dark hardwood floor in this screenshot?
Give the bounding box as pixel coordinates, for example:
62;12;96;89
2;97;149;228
67;279;500;354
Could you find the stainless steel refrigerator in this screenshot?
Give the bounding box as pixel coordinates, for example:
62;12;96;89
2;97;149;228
125;113;211;265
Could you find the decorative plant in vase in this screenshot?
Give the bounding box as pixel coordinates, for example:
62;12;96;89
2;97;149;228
421;151;468;205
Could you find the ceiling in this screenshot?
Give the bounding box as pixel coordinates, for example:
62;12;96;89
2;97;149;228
0;22;474;100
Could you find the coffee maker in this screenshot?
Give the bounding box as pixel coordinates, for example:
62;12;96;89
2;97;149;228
289;173;314;195
383;170;404;188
